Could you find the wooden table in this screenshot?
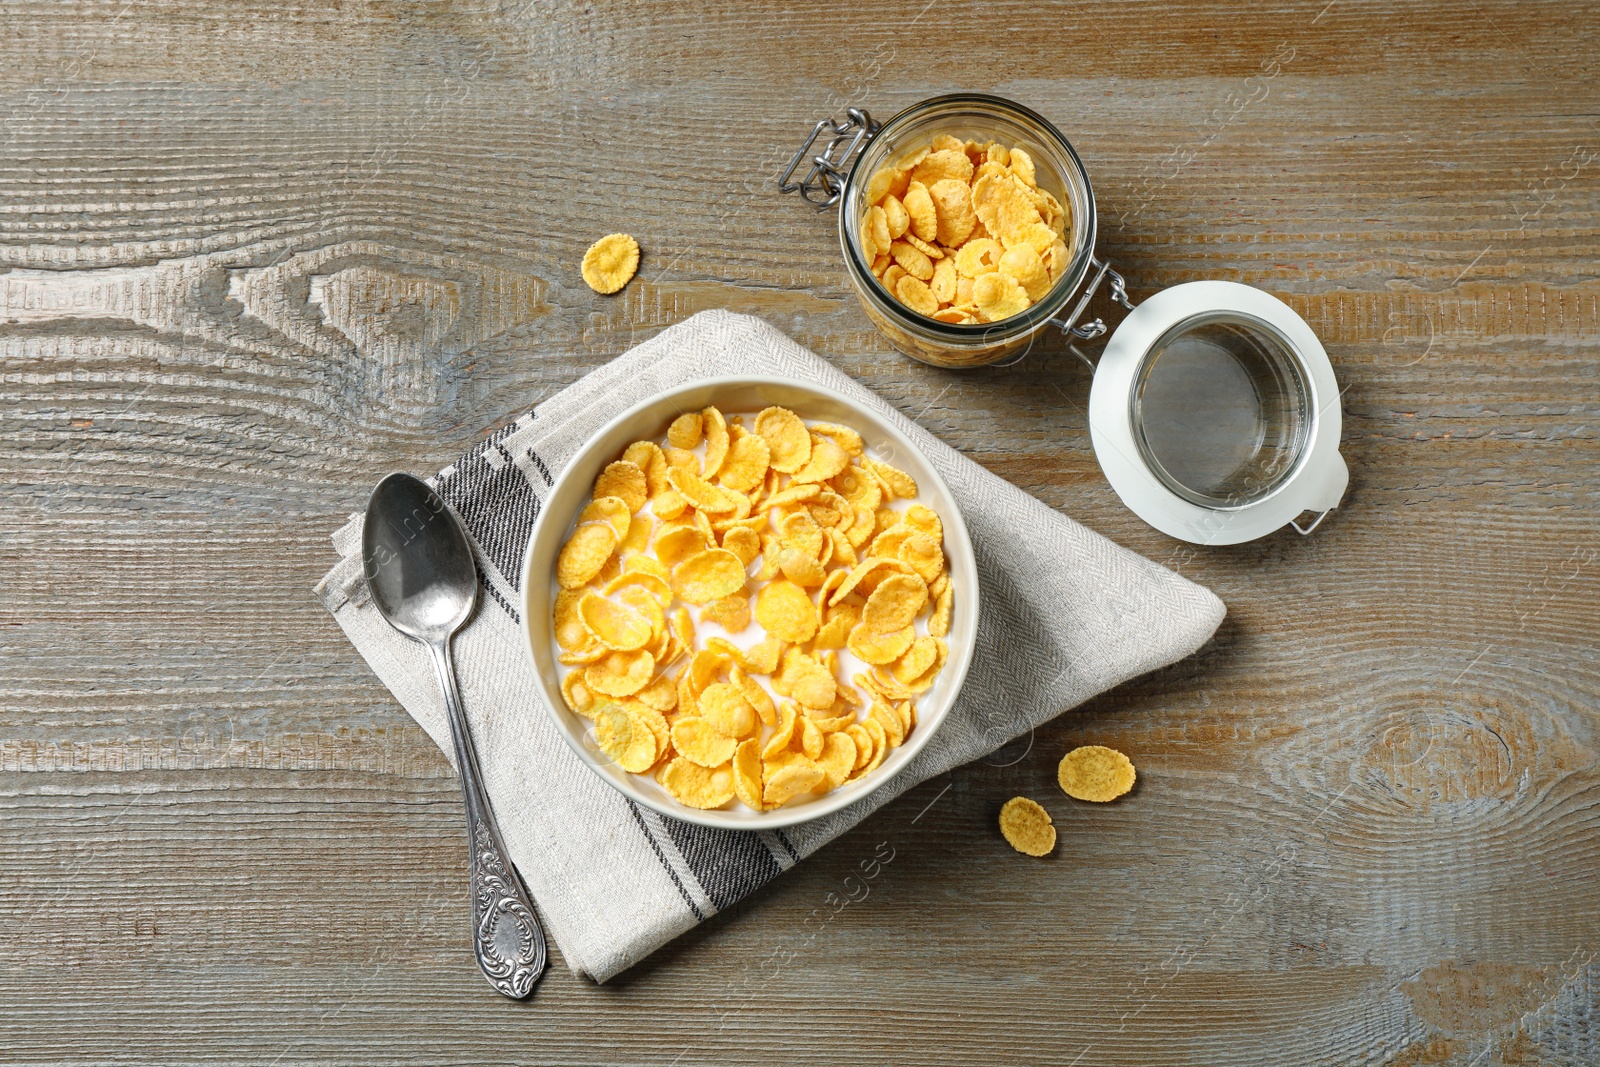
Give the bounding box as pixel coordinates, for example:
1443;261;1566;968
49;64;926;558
4;2;1597;1063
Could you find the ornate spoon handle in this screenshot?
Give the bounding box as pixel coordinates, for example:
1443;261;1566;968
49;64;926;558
429;639;548;998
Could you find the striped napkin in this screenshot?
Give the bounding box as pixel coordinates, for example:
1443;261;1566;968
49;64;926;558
314;310;1224;982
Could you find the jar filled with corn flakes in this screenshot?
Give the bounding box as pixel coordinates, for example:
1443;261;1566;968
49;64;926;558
783;94;1099;368
780;93;1350;544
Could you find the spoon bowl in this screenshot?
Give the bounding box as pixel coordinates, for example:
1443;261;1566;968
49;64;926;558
363;474;478;641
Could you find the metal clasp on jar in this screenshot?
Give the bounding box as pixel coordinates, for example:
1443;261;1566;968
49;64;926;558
776;108;881;208
1049;255;1137;369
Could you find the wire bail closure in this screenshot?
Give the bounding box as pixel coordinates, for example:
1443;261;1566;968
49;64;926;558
777;108;881;208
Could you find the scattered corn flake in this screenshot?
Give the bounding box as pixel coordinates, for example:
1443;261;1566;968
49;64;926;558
859;716;888;774
1009;146;1037;188
778;546;827;587
954;238;1004;278
785;656;836;710
903;232;944;259
889;239;934;282
865;457;917;499
697;682;757;739
741;634;784;675
762;703;798;759
655;523;710;567
594;704;659;773
671;717;738;767
562;670;596;716
898;532;945;584
1057;745;1137;802
892;635;939;685
869;699;905;748
553;589;590;650
882;194;910;239
1000;244;1052;302
731;665;777;727
797;714;824;760
811;422;864;456
578;496;631;543
971;173;1040;245
909;148;974;189
999;796;1056;856
779;511;826;559
845;723;875;771
667;465;744;514
929;177;978;247
816;732;857;791
896;274;939;316
663;445;699;475
929;581;953;637
581;233;640;295
930;257;958;304
634;672;678;712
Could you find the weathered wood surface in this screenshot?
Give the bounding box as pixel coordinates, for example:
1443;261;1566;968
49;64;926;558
2;1;1597;1063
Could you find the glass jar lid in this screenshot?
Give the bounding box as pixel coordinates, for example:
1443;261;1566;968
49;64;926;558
1089;281;1348;544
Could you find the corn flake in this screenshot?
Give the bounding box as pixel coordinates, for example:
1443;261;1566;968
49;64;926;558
581;233;640;295
847;621;914;665
754;578;819;644
733;739;765;810
702;406;730;479
557;523;618;588
763;751;825;807
1057;745;1137;802
973;271;1031;322
579;591;653;652
999;796;1056;856
667;412;703;449
863;573;928;633
585;649;654;697
658;757;735;809
901;180;938;244
718;431;770;491
755;407;812;474
671;548;746;605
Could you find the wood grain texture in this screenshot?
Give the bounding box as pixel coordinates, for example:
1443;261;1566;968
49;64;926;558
2;0;1598;1063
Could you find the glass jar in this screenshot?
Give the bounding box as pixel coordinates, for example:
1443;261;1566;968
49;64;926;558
832;94;1096;368
779;94;1349;545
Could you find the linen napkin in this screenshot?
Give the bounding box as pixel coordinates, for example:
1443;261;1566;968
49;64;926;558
314;309;1225;982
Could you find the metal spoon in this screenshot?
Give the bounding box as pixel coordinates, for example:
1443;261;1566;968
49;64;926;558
362;472;547;999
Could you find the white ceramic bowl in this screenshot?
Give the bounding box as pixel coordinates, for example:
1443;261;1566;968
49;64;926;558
519;376;979;829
